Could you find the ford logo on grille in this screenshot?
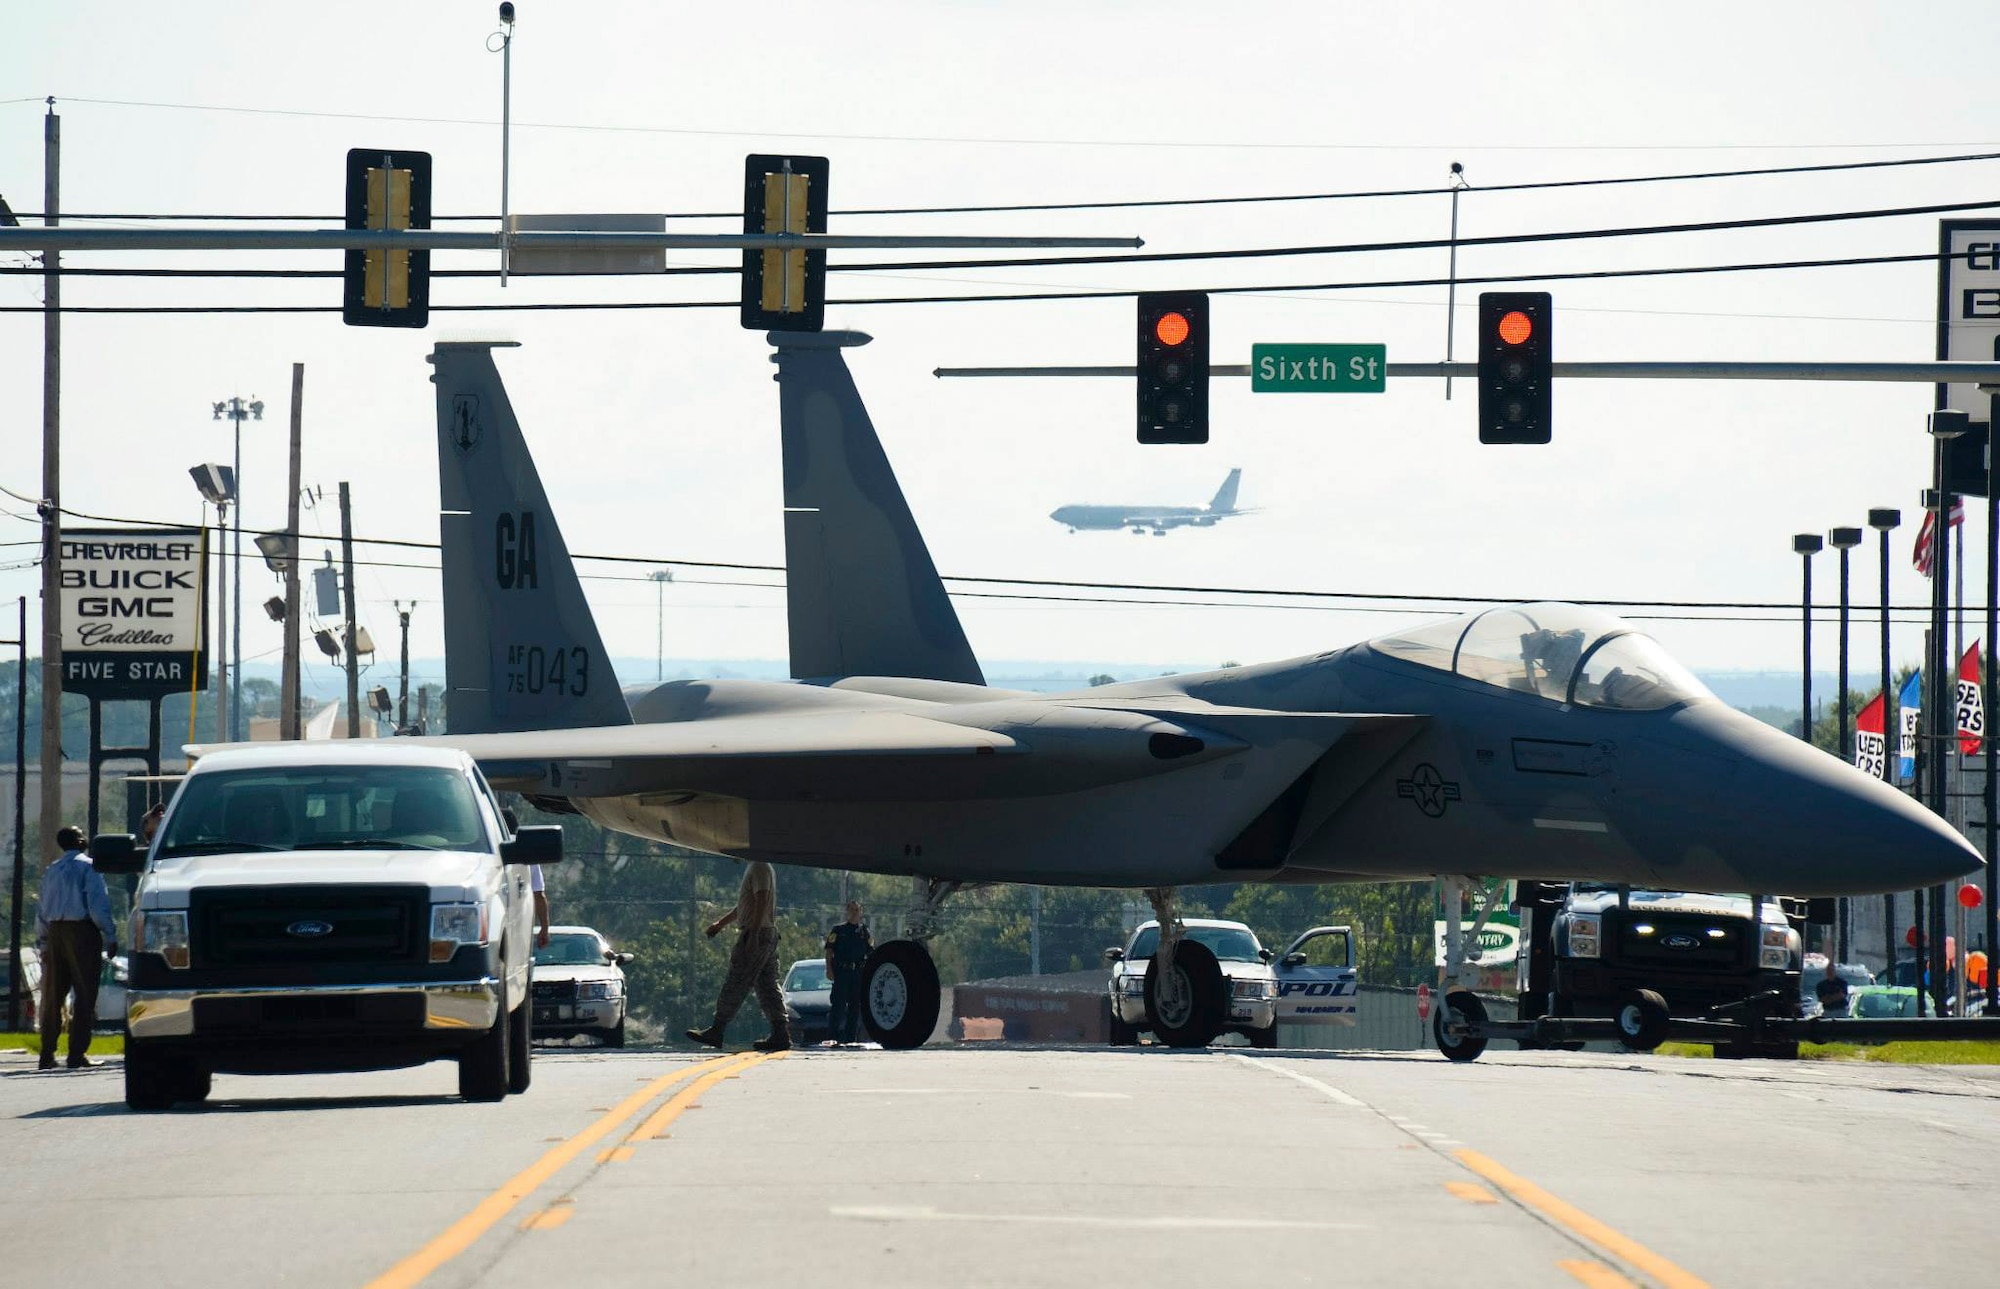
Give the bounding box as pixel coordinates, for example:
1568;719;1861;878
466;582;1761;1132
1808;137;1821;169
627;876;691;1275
1661;933;1701;951
286;919;335;938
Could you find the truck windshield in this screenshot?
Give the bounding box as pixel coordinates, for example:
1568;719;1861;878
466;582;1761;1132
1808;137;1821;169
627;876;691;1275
156;765;489;856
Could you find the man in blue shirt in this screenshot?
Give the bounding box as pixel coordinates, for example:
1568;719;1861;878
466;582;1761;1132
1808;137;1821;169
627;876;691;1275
36;825;118;1070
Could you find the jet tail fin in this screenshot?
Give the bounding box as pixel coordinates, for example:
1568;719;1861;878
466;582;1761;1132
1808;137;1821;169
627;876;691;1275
431;343;632;734
1207;467;1242;514
772;331;984;685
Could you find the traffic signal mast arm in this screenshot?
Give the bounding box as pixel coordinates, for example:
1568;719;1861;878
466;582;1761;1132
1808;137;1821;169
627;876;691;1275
0;228;1143;252
936;360;2000;383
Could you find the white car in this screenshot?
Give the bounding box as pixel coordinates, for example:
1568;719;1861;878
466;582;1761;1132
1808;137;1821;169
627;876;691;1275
531;926;632;1046
1104;919;1359;1048
93;743;559;1110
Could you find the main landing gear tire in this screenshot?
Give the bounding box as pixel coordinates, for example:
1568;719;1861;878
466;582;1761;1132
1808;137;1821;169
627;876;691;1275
1614;988;1671;1053
863;940;941;1051
507;996;533;1094
459;1000;511;1102
1433;990;1489;1062
1143;940;1226;1049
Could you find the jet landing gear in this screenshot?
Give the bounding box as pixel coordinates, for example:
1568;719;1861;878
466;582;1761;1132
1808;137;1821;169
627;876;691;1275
861;878;961;1050
1142;887;1225;1048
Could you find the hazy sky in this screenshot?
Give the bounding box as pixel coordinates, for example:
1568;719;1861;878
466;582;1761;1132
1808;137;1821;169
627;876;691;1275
5;1;2000;699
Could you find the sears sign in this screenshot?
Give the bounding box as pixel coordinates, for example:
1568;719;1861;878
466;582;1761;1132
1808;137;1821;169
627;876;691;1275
59;527;207;698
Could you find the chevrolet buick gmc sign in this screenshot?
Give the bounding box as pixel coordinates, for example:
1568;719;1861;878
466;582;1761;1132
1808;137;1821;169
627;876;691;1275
1939;220;2000;418
59;527;207;698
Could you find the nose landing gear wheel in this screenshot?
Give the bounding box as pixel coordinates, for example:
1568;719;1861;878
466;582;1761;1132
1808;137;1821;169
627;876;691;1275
863;939;941;1050
1433;989;1489;1062
1143;939;1225;1048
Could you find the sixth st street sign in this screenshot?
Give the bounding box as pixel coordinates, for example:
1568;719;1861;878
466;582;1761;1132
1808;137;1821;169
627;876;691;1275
1250;343;1387;393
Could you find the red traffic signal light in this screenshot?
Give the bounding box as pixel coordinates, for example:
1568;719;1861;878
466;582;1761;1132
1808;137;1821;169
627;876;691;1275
1477;291;1552;444
1136;292;1209;444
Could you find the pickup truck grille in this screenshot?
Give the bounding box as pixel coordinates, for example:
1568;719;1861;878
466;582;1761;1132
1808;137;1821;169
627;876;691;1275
533;979;578;1001
190;886;428;970
1609;914;1744;972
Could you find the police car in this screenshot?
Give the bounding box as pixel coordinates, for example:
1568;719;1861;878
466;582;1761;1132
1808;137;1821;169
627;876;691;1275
1104;919;1359;1048
530;925;633;1047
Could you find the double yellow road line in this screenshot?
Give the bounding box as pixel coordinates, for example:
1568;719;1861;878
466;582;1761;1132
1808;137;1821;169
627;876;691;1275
365;1050;784;1289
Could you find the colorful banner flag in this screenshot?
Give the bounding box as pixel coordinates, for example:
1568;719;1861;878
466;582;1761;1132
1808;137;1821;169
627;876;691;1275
1912;498;1966;578
1898;669;1923;782
1956;642;1984;756
1854;691;1887;779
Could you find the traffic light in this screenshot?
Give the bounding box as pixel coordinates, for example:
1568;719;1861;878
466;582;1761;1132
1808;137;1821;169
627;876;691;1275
342;149;432;328
1477;291;1552;444
1136;292;1209;444
741;153;829;332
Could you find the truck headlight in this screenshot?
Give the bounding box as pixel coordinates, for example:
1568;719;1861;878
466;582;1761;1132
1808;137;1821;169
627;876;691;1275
429;903;487;963
1232;979;1277;1000
136;911;190;969
578;981;623;1001
1760;925;1800;970
1567;915;1600;959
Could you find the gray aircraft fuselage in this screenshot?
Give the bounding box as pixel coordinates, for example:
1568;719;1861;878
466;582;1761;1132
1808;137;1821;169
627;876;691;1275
527;635;1972;900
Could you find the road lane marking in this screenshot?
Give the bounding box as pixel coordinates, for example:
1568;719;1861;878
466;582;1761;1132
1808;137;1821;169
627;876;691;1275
1559;1260;1639;1288
1231;1055;1709;1289
626;1051;783;1143
1227;1055;1366;1106
362;1053;746;1289
596;1147;634;1163
831;1206;1366;1231
1454;1151;1708;1289
1444;1181;1498;1205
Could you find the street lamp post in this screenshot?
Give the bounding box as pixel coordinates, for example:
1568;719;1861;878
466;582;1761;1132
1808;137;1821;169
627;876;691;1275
1926;410;1970;1015
649;570;673;681
1869;507;1901;978
1829;525;1863;960
211;396;263;740
1793;534;1823;744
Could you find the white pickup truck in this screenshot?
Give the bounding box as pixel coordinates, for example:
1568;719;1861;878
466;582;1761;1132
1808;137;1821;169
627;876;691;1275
92;743;560;1110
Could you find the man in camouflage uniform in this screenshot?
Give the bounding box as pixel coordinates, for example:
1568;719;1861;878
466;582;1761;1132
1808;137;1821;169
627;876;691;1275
686;860;790;1052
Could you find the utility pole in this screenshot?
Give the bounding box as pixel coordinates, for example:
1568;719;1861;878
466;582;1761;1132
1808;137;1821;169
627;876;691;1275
339;483;360;739
281;365;304;738
37;100;62;861
396;601;413;731
9;596;26;1030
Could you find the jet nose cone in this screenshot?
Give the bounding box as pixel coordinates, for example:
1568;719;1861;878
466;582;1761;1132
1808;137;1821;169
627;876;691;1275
1664;706;1981;895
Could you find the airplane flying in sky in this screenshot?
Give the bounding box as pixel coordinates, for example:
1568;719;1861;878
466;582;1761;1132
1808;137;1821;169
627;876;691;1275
219;333;1977;1053
1050;468;1248;534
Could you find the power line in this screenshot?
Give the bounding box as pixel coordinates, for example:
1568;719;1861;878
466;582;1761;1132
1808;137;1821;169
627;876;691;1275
18;148;2000;223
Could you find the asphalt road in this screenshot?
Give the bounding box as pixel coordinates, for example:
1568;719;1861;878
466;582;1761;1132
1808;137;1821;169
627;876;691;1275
4;1042;1994;1288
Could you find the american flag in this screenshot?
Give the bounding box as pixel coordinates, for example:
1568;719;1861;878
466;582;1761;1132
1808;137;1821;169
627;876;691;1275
1912;497;1965;577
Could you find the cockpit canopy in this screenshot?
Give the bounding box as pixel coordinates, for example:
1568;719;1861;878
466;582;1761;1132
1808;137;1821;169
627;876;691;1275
1368;602;1713;711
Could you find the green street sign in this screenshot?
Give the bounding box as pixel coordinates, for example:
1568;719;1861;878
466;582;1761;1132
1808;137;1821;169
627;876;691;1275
1251;343;1387;393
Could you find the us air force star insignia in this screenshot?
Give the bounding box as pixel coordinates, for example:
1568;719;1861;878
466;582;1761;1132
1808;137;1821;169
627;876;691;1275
1396;763;1462;818
451;395;481;455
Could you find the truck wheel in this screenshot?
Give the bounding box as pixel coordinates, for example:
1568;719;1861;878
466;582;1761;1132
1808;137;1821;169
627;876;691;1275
459;1001;511;1102
1107;1013;1139;1046
1434;990;1489;1062
1144;940;1225;1048
175;1066;213;1106
124;1042;179;1112
1614;988;1670;1053
602;1019;627;1048
507;997;533;1094
863;940;941;1050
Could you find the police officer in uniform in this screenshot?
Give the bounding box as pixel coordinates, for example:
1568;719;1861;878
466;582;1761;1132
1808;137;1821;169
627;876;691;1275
825;900;872;1046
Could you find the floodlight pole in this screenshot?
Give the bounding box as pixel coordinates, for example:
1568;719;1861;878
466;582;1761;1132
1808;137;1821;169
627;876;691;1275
1870;508;1900;980
497;4;514;287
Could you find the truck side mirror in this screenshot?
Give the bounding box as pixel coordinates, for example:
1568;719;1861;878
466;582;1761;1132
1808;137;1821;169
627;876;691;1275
90;833;144;874
502;825;562;866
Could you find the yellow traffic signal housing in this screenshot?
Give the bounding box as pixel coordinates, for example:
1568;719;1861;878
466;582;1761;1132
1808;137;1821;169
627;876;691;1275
740;154;829;332
343;148;432;328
